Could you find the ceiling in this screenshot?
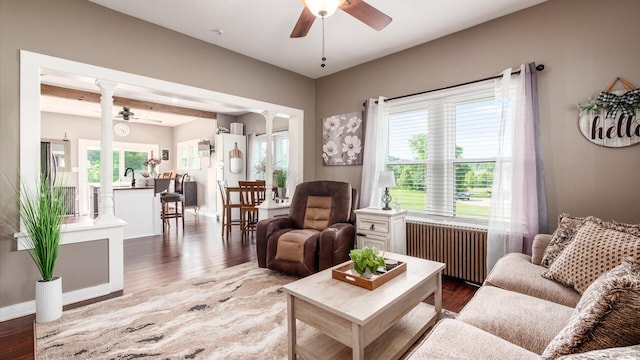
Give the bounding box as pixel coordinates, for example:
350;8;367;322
42;0;547;126
40;72;246;127
89;0;547;79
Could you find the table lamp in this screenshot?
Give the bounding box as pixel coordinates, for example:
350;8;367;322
378;171;396;210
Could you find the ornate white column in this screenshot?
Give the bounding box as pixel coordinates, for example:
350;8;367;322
94;79;119;224
261;110;277;207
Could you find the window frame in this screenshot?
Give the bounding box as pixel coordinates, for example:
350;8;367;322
250;130;289;180
176;139;201;171
78;139;159;215
385;80;500;225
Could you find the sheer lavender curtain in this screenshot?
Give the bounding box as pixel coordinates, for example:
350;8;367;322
360;97;388;208
487;63;548;272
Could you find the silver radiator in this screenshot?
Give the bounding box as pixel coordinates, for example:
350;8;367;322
406;220;487;284
58;186;77;216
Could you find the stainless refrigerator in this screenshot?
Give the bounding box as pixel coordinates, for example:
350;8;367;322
40;141;57;185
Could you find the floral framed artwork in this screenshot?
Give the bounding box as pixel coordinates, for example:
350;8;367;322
322;111;364;166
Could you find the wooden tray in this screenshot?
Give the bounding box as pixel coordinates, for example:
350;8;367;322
331;260;407;290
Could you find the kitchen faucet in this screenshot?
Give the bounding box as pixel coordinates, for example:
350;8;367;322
124;167;135;187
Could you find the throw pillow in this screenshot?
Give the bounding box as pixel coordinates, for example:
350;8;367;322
541;258;640;360
541;215;640;269
541;214;586;268
555;345;640;359
541;219;640;294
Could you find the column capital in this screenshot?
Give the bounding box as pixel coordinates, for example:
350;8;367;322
95;79;119;92
261;110;277;121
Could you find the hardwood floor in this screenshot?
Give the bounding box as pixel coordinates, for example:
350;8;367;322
0;216;478;360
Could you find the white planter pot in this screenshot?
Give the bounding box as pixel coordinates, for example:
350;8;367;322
361;268;374;279
35;276;62;323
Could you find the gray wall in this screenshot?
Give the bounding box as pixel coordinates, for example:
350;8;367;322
0;0;315;308
3;0;640;310
173;118;218;212
315;0;640;227
238;113;290;135
42;112;175;185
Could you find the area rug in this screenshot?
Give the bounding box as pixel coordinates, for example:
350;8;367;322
36;262;454;359
36;262;309;359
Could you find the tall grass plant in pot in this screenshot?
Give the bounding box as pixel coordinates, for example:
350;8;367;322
14;174;67;322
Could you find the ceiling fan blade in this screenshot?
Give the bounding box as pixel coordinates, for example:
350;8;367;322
290;7;316;38
143;118;163;124
340;0;392;31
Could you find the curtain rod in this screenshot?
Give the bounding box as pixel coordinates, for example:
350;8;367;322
366;64;544;105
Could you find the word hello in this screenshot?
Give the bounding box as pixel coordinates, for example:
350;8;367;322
590;113;640;140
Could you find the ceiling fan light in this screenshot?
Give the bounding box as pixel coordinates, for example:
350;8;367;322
302;0;345;18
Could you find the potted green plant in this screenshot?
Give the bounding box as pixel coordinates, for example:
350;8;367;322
14;174;67;322
349;246;386;279
276;169;287;198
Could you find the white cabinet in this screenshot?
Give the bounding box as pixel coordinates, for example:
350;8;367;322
354;207;407;254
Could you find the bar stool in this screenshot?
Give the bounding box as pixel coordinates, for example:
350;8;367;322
161;174;185;232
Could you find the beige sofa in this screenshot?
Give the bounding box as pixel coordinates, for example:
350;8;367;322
407;231;640;360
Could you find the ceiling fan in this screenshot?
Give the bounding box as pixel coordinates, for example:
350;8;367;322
114;106;162;123
290;0;392;38
116;106;136;121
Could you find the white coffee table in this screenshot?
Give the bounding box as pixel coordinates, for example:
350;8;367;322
282;252;445;360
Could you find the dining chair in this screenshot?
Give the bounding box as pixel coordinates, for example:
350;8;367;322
218;180;242;239
239;180;266;240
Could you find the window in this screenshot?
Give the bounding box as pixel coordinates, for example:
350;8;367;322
250;131;289;180
86;146;157;186
79;140;159;215
386;80;503;223
176;139;201;171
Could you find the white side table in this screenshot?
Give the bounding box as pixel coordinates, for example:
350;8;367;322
257;201;290;221
354;207;407;254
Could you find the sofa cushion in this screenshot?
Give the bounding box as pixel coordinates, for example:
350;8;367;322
275;229;320;262
556;345;640;360
485;252;580;307
541;213;587;268
406;318;539;360
541;258;640;360
531;234;553;265
457;286;574;355
542;219;640;294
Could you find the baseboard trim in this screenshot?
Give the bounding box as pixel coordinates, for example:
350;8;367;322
0;283;111;322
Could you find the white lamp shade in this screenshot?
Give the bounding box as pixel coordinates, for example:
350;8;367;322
302;0;345;17
378;171;396;188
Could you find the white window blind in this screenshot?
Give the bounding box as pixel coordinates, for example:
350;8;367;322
386;80;505;223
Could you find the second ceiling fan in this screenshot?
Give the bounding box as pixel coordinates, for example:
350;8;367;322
290;0;392;38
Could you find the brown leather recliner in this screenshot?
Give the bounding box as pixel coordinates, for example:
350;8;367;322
256;181;358;277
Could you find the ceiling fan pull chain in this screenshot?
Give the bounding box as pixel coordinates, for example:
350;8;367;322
321;17;326;68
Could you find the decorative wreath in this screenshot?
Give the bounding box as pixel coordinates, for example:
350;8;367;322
578;77;640;118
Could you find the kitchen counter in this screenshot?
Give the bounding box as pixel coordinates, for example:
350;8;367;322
113;185;155;190
91;185;162;239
